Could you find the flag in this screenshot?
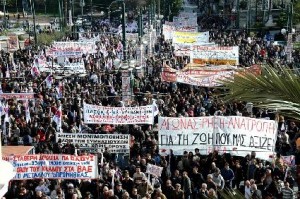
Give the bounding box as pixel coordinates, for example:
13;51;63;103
153;99;159;116
53;105;62;131
45;75;53;88
31;65;40;77
25;100;31;123
56;81;63;98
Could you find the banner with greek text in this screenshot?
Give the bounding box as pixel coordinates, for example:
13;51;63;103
47;41;97;57
56;133;130;154
191;46;239;65
172;31;209;44
83;103;154;124
2;154;98;180
0;93;35;100
176;70;235;87
146;164;163;177
161;64;235;87
158;116;277;160
174;43;216;57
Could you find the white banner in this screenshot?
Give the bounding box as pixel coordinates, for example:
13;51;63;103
176;70;235;87
56;133;130;154
162;24;175;40
38;62;86;74
174;43;216;56
172;31;209;45
3;154;98;180
191;46;239;65
83;103;154;124
47;41;97;57
158;116;277;160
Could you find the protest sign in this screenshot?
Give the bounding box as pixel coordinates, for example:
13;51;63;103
7;34;19;52
146;164;163;177
56;133;130;154
162;24;175;40
83;103;154;124
2;154;98;180
161;64;177;82
174;43;216;57
282;155;295;166
0;93;35;100
172;31;209;44
47;41;97;57
176;70;235;87
191;46;239;65
158;116;277;160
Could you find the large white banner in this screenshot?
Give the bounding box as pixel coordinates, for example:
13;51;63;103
3;154;98;180
172;31;209;44
38;62;86;74
47;41;97;57
158;116;277;160
174;43;216;57
176;70;235;87
56;133;130;154
83;103;154;124
191;46;239;65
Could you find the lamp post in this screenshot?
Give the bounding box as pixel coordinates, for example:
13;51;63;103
108;0;126;60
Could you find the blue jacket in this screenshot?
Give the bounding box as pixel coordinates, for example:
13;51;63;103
221;168;235;181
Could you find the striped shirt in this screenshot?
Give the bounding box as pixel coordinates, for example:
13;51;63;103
282;187;294;199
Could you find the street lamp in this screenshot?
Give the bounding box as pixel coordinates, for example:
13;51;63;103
108;0;126;60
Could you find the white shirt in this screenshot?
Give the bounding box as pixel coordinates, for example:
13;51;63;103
245;186;251;199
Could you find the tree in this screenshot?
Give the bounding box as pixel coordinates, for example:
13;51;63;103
276;1;300;28
221;65;300;120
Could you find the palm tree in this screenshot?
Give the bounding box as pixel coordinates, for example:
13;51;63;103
221;64;300;120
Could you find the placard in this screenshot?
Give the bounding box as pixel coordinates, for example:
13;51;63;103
172;31;209;44
191;46;239;65
3;154;98;180
0;93;35;100
158;116;277;160
146;164;163;177
83;103;154;124
56;133;130;154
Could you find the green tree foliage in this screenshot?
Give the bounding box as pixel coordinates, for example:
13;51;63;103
221;65;300;120
276;1;300;28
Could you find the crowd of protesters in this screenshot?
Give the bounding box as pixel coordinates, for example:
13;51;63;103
0;2;300;199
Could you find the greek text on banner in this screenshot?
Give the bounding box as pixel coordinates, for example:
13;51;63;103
2;154;98;180
56;133;130;154
83;103;154;124
158;116;277;160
